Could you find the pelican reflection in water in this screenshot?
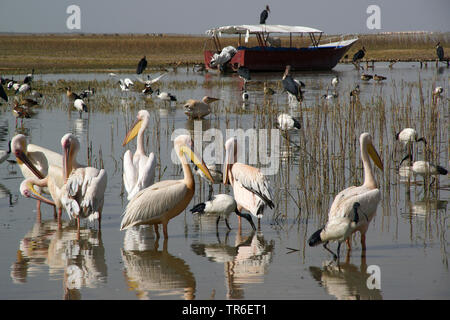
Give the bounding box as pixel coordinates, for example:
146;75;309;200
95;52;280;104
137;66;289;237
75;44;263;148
121;226;196;300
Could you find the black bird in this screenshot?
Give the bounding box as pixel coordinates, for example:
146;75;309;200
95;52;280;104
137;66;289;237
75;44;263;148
260;5;270;24
0;83;7;102
353;47;366;62
436;42;444;61
282;65;303;102
136;56;148;74
23;69;34;84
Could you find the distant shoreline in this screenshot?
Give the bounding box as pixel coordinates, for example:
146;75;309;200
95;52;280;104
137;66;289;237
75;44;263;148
1;33;448;73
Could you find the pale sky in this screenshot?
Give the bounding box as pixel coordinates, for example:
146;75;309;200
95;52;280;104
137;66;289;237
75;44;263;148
0;0;449;35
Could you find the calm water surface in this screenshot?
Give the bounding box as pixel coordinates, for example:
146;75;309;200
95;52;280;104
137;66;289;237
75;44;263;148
0;62;448;299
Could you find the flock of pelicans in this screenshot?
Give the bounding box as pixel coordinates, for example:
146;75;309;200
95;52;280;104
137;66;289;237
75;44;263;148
0;42;448;264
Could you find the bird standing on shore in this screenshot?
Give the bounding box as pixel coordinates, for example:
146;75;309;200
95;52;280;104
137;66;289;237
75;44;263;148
436;42;444;61
260;5;270;24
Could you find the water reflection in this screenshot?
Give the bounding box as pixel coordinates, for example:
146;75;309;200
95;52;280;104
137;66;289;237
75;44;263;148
11;218;107;299
121;226;196;300
191;230;274;299
309;256;383;300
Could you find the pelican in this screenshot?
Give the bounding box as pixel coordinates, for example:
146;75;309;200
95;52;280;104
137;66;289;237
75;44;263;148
120;134;214;239
122;110;156;201
353;47;366;62
373;74;386;82
259;5;270;24
282;65;303;102
136;56;147;74
190;194;256;231
308;132;384;260
223;137;274;229
183;96;220;119
60;133;107;229
436;42;444;61
277;113;301;131
73;98;88;118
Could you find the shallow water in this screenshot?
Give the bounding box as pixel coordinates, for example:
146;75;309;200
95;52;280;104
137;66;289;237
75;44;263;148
0;62;448;300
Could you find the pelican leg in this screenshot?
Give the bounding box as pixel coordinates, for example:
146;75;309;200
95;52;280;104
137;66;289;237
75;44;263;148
323;242;337;260
162;223;168;239
57;208;62;229
361;233;367;252
154;224;160;238
346;238;352;251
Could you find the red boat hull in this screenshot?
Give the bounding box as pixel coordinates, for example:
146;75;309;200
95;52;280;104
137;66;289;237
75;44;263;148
205;44;354;72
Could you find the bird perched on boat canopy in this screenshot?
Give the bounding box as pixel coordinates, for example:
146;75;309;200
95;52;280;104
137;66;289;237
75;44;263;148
353;47;366;62
259;5;270;24
277;113;301;131
436;42;444;61
136;56;147;74
183;96;220;119
120;134;214;239
282;65;304;102
190;194;256;231
308;132;384;261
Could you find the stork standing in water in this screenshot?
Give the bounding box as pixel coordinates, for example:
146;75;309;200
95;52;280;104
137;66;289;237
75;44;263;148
282;65;304;102
399;155;448;188
73;98;88;118
120;135;214;239
122;110;156;201
190;194;256;232
259;5;270;24
223;137;274;230
436;42;444;61
395;128;427;163
308;133;384;261
136;56;147;74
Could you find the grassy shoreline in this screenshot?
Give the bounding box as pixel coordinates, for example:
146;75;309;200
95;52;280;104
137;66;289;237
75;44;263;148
0;33;448;73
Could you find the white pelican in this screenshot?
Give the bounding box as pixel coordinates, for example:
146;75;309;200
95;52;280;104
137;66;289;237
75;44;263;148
223;137;274;229
277;113;301;131
60;133;108;229
183;96;220;119
120;134;214;239
308;132;384;260
190;194;256;231
282;65;304;102
122;110;156;201
73;99;88;118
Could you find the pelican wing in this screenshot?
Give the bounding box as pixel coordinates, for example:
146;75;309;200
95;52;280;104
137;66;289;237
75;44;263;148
123;150;137;196
79;168;107;219
231;163;274;209
132;152;156;199
120;180;188;230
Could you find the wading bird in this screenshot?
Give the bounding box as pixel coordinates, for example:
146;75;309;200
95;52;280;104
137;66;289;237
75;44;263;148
155;88;177;105
282;65;304;102
60;133;107;230
16;83;31;95
277;113;301;131
399;155;448;187
19;98;39;108
259;5;270;24
79;87;95;99
395;128;427;153
73;98;88;118
65;87;81;100
136;56;148;74
122;110;156;201
23;69;34;84
109;74;134;91
436;42;444;61
183;96;220;119
120;134;214;239
308;132;384;261
190;194;256;231
223;137;274;229
135;72;167;87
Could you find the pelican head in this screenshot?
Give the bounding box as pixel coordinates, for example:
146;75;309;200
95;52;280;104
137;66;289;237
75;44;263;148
174;135;214;183
61;133;80;180
202;96;220;104
20;178;54;206
223;137;238;184
11;134;44;179
360;132;384;171
122;110;150;146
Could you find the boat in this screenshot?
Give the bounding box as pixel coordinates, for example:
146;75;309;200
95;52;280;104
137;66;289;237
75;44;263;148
204;24;358;72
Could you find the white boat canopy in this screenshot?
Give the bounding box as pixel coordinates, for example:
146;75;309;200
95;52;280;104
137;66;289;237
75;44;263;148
206;24;323;36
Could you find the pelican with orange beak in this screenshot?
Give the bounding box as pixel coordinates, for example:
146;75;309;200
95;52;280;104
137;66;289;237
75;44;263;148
308;132;384;261
122;110;156;200
60;133;107;230
120;134;214;239
223;136;274;230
